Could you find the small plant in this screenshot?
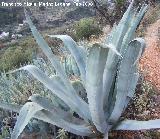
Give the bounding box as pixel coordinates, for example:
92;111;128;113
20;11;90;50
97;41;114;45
0;1;160;139
56;129;68;139
75;18;102;40
0;46;33;72
0;126;10;139
141;81;156;95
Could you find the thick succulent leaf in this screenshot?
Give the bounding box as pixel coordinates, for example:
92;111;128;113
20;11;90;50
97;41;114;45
11;102;43;139
120;4;148;54
103;1;136;108
25;11;70;96
34;110;93;136
49;75;70;110
25;12;90;120
104;75;117;119
49;75;66;89
29;94;91;127
29;94;73;120
15;65;91;121
86;44;109;133
0;102;92;136
104;0;135;50
0;101;21;113
48;35;86;83
124;39;146;107
77;45;87;62
108;73;139;118
103;3;148;111
124;73;139;109
115;119;160;130
17;65;68;98
108;38;146;124
25;10;67;87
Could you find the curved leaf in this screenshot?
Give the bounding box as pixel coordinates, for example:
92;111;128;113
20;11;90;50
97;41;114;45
103;3;148;113
11;102;43;139
18;65;68;98
0;101;92;136
25;10;67;86
108;38;146;124
29;94;91;128
48;35;86;83
34;110;93;136
25;12;90;120
115;119;160;130
86;44;109;133
29;94;72;120
120;5;148;54
124;73;139;109
0;101;21;113
103;1;136;110
77;45;87;62
14;65;91;121
49;75;70;110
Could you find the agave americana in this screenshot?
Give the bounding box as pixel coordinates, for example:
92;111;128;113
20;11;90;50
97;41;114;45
0;1;160;139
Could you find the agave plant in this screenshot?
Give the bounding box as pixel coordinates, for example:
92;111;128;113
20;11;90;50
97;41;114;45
0;1;160;139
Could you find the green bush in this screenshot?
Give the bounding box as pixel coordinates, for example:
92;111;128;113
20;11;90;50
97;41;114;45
0;33;63;72
0;46;33;72
0;36;39;72
75;18;102;40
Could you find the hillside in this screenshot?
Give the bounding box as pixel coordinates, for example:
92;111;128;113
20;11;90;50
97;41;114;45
0;0;94;30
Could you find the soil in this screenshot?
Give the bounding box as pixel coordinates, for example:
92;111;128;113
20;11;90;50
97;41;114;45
139;19;160;92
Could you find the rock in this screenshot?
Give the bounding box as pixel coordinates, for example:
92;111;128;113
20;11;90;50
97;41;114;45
155;95;160;104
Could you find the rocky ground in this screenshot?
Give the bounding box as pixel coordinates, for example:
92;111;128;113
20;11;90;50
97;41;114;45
139;19;160;92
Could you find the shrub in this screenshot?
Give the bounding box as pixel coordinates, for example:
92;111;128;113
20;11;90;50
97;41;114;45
0;36;39;72
0;126;10;139
0;46;33;72
136;4;160;37
75;18;102;40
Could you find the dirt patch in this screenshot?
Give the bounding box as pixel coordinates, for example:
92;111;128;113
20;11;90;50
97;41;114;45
139;19;160;92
